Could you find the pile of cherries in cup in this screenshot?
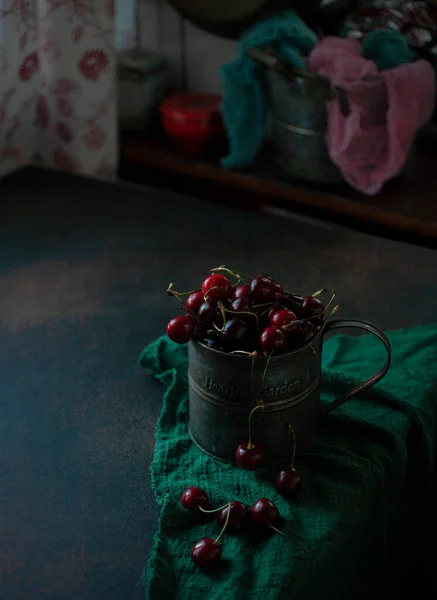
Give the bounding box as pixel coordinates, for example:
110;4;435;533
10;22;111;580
165;266;337;568
165;266;337;354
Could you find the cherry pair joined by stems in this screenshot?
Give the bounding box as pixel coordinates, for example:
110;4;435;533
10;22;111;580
181;487;306;566
181;489;249;567
181;488;249;531
235;406;303;496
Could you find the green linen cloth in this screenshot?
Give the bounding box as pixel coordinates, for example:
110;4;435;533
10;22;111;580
139;325;437;600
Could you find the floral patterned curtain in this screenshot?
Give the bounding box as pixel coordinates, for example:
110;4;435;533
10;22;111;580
0;0;125;178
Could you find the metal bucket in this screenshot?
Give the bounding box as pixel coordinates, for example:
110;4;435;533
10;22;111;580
188;319;391;464
268;70;344;184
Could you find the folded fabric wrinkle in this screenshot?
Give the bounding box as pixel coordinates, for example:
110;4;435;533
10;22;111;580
308;36;435;195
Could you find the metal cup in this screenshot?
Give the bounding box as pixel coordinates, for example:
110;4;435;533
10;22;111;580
188;319;391;463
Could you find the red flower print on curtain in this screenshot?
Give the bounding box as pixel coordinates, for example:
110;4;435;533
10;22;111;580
78;49;109;80
18;52;39;81
0;0;117;178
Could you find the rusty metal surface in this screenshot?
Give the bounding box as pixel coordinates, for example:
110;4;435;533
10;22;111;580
1;166;437;599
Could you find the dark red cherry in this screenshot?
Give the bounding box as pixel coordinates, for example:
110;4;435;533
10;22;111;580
233;284;249;300
300;296;324;321
230;296;251;313
166;316;195;344
202;274;233;300
198;301;222;327
191;537;222;567
259;326;286;353
257;303;281;329
250;275;276;304
222;318;253;350
217;501;249;532
180;486;209;512
235;441;264;470
272;281;285;303
269;309;297;330
294;322;319;346
230;297;255;326
185;291;204;315
250;498;280;526
275;467;303;498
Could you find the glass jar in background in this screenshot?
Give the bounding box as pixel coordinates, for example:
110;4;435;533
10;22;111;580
117;48;171;131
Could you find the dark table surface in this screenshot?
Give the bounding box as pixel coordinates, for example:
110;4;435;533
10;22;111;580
1;166;437;600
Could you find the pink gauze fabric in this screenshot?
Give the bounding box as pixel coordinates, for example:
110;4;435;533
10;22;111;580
308;37;436;195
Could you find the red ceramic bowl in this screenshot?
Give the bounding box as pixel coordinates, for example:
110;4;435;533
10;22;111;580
160;93;225;155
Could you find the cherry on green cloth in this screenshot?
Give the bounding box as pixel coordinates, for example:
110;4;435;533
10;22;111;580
138;324;437;600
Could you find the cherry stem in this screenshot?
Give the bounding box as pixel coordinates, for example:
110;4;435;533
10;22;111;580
167;287;184;303
204;286;219;302
258;352;273;403
214;502;231;544
225;306;259;322
199;502;231;515
312;288;326;298
269;524;306;556
326;304;340;319
288;423;297;468
250;352;256;402
252;302;275;309
324;289;337;315
214;301;227;332
247;404;263;449
210;265;251;285
166;282;197;302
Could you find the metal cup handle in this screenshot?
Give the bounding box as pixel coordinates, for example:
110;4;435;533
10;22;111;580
320;319;392;414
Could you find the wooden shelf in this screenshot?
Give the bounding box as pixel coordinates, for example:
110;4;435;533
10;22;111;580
120;128;437;247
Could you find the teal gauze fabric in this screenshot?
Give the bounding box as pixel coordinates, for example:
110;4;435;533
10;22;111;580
338;27;418;70
220;10;318;170
139;325;437;600
362;29;417;71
